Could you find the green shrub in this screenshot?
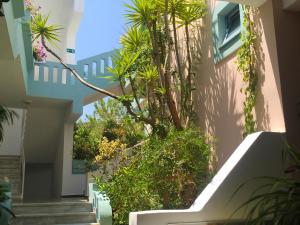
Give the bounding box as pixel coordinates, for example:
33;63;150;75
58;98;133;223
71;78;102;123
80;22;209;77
73;99;145;163
97;127;212;225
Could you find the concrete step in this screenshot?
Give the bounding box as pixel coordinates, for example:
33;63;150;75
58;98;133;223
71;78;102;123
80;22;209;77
0;156;20;161
0;168;21;175
13;202;93;214
12;195;23;203
0;178;22;192
0;174;21;180
0;162;21;169
0;178;21;187
0;157;20;167
54;224;99;225
12;212;97;225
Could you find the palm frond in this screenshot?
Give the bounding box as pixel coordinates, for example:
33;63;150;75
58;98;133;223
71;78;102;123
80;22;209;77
124;0;158;28
0;106;18;142
121;26;149;52
177;0;206;26
230;147;300;225
31;13;62;45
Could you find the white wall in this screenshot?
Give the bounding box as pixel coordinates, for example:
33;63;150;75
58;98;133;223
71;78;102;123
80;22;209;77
61;123;86;196
53;123;64;198
36;0;84;64
0;108;25;156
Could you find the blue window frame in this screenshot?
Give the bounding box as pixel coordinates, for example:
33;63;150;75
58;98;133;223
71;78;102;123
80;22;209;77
212;2;243;63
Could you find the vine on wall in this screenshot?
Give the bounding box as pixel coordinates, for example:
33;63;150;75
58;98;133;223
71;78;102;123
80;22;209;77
237;5;258;138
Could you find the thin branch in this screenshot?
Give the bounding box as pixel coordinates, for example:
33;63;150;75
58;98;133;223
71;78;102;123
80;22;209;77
41;37;155;127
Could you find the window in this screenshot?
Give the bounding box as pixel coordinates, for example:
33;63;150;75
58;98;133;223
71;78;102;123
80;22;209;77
223;5;240;42
84;64;89;79
212;2;243;63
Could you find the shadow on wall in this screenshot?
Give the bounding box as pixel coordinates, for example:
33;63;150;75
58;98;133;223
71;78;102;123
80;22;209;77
253;7;270;131
24;163;54;201
189;9;243;167
175;0;282;168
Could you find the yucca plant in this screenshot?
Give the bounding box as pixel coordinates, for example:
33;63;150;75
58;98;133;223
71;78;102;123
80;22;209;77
31;12;158;129
232;146;300;225
31;13;121;100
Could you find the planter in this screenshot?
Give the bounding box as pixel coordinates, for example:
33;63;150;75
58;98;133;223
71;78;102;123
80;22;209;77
0;182;12;225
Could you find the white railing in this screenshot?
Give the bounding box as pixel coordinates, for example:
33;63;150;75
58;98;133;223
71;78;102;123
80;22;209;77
19;109;28;199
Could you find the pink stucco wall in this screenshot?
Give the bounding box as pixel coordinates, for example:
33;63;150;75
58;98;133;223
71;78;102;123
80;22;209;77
271;0;300;151
185;0;286;167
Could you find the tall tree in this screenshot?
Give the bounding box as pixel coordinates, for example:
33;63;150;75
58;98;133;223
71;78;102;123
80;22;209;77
177;0;206;120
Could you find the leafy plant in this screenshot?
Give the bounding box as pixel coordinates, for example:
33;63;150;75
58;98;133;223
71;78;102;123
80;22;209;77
231;147;300;225
236;6;258;138
98;127;212;225
29;0;208;134
0;106;17;143
73;99;145;166
0;184;16;221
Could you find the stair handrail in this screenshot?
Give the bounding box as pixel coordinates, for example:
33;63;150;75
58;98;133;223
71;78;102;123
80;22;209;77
19;108;27;200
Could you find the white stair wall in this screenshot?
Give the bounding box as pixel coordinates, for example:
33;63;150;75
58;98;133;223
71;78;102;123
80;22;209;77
129;132;286;225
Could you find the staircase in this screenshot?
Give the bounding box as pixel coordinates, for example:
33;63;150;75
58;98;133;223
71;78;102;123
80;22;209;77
0;156;22;200
12;201;99;225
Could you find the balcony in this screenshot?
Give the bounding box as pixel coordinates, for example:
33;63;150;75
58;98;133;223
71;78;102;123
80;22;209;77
28;50;119;116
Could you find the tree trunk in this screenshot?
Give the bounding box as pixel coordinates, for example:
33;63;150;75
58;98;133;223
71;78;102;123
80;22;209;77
172;12;184;120
163;0;182;130
41;37;156;128
129;76;143;112
185;23;192;97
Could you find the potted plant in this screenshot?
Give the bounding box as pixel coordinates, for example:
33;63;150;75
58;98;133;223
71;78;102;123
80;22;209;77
232;146;300;225
0;182;15;225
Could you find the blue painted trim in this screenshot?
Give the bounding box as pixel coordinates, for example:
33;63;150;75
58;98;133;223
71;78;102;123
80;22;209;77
11;0;25;19
3;0;34;93
20;10;34;93
72;160;86;174
4;0;118;119
89;183;112;225
212;2;244;63
0;182;12;225
27;50;118;116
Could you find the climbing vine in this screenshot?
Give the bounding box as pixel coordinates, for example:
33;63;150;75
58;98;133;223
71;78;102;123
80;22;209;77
237;5;258;138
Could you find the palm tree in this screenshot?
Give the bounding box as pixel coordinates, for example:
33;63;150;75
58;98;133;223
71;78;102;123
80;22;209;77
31;14;119;100
0;106;17;143
31;13;155;128
125;0;164;87
168;0;185;116
125;0;182;130
162;0;182;130
177;0;206;118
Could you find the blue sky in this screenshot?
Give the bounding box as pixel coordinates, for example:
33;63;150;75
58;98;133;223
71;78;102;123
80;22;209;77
76;0;128;120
